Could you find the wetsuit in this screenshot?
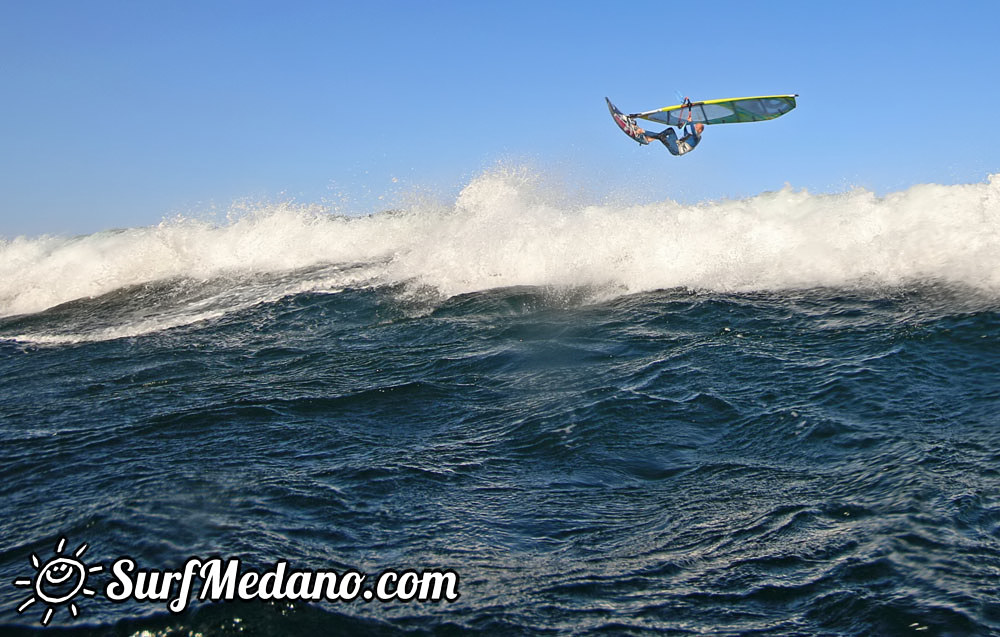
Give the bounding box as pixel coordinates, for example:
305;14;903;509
657;122;702;156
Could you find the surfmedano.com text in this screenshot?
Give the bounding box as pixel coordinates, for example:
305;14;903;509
106;557;460;613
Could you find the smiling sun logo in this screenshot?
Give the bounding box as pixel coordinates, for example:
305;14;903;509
13;537;103;626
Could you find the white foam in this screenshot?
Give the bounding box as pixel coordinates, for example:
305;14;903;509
2;167;999;328
391;168;1000;298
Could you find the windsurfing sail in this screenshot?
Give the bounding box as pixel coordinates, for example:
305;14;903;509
632;95;798;127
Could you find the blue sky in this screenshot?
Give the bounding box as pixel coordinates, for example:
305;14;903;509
2;1;998;237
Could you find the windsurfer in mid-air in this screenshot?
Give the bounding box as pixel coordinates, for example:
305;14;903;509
608;94;797;156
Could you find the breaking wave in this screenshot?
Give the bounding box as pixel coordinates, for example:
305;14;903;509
2;167;999;343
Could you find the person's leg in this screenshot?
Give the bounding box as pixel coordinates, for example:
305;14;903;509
657;128;680;155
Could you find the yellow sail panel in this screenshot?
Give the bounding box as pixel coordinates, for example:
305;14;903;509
634;95;798;127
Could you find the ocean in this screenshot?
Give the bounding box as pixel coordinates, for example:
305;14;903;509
2;169;999;635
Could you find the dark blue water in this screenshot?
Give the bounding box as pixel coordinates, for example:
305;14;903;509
2;278;999;635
